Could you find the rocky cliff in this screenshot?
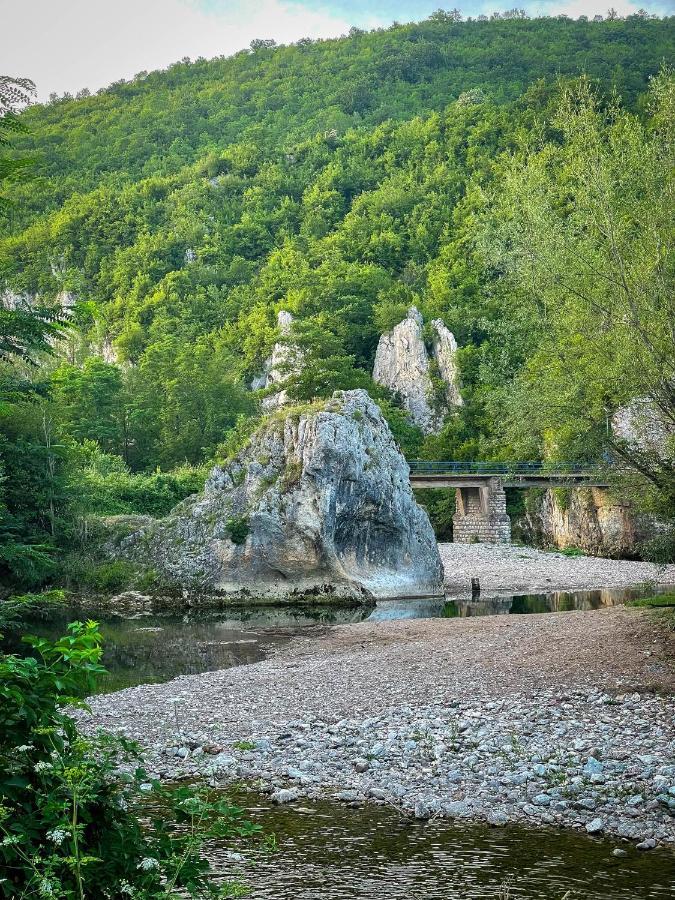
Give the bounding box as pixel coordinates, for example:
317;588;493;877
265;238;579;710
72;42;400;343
521;487;654;558
372;306;462;434
110;389;444;599
251;310;301;411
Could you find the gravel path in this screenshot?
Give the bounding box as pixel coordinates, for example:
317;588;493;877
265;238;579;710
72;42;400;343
439;543;675;596
83;607;675;847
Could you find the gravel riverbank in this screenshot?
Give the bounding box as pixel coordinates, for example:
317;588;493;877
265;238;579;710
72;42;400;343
439;543;675;596
83;606;675;848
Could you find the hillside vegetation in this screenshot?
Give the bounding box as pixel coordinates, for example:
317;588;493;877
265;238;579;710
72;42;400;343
0;13;673;588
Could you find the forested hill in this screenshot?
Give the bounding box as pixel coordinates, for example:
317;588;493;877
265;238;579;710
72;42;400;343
5;14;673;225
0;14;673;588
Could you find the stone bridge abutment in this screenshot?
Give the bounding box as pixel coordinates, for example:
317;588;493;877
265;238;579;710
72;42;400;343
452;477;511;544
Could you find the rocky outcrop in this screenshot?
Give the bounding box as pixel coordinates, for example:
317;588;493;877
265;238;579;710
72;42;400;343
612;398;673;457
251;310;302;411
110;389;444;600
431;319;463;409
521;487;655;558
372;306;462;434
1;288;37;310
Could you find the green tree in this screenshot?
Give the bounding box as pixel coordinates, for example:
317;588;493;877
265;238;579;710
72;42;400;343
51;358;128;457
485;71;674;512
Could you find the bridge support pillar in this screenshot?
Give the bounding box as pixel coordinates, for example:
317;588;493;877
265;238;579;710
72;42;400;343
452;477;511;544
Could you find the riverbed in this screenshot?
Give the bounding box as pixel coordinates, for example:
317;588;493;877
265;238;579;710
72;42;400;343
82;606;675;850
17;583;666;692
439;542;675;595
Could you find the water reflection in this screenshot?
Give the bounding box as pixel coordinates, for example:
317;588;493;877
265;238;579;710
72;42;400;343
6;605;365;694
8;584;665;693
368;585;664;621
214;795;675;900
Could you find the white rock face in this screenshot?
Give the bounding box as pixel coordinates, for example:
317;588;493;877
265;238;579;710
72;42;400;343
112;389;444;600
372;306;462;434
522;487;657;558
612;398;673;457
431;319;463;408
1;289;35;310
251;310;302;411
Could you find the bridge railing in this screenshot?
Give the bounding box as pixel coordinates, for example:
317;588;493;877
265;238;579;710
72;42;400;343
408;460;600;477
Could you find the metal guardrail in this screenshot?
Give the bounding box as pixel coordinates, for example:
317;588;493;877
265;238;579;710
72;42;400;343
408;460;600;477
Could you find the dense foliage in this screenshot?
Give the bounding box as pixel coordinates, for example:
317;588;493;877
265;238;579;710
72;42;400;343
0;13;673;587
0;621;260;898
5;12;671;229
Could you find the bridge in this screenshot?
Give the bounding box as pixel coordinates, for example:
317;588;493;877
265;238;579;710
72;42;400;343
408;461;609;545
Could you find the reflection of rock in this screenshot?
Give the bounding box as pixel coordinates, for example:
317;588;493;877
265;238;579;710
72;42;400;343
112;389;443;600
372;306;462;434
520;487;655;558
367;598;447;620
251;310;302;410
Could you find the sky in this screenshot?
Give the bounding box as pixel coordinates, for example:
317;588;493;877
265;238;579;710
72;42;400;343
5;0;673;101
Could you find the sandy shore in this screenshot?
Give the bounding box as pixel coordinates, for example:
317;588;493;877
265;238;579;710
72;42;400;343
83;606;675;847
439;543;675;596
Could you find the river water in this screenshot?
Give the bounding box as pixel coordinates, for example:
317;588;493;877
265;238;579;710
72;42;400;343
10;585;664;693
214;794;675;899
8;589;674;897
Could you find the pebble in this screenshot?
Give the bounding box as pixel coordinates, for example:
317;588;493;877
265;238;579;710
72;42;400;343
105;687;675;849
586;818;605;834
636;838;657;851
81;606;675;851
271;788;300;804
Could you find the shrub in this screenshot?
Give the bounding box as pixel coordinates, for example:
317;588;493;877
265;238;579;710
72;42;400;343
70;444;207;519
639;528;675;565
0;622;260;898
626;593;675;608
226;516;250;545
83;560;138;592
0;589;66;637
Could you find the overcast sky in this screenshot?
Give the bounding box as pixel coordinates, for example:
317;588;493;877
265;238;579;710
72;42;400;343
5;0;673;101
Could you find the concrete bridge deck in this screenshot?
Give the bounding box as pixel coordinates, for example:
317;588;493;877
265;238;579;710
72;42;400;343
409;461;608;488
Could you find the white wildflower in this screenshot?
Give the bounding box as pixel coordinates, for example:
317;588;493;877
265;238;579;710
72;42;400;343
119;881;135;896
1;835;21;846
39;879;55;897
46;828;68;845
137;857;159;871
34;761;53;773
15;744;34;753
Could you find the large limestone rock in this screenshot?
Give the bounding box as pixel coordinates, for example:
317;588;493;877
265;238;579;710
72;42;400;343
520;487;656;558
112;389;444;600
251;310;302;411
372;306;462;434
431;319;463;409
